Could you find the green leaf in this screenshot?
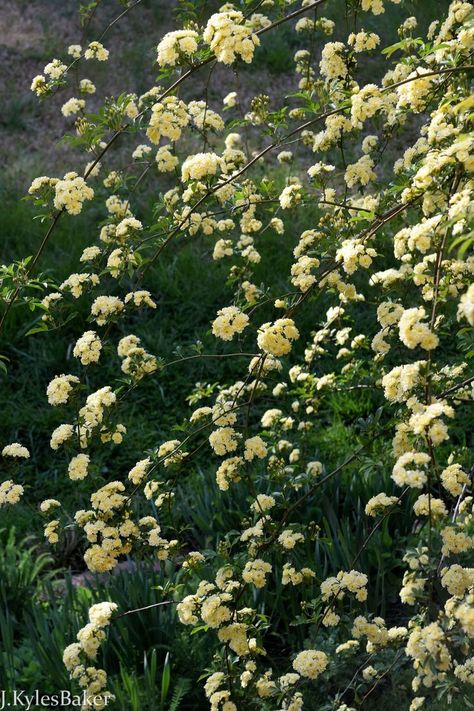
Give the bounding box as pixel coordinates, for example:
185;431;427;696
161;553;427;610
160;651;171;705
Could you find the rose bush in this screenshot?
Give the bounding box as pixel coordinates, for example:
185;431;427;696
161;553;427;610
1;0;474;709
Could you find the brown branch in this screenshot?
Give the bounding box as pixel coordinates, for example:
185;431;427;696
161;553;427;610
115;599;175;620
440;374;474;398
163;352;259;368
0;209;64;335
360;651;404;704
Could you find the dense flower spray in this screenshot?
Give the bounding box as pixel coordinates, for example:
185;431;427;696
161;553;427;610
1;0;473;708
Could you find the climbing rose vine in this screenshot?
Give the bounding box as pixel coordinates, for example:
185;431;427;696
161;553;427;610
1;0;474;709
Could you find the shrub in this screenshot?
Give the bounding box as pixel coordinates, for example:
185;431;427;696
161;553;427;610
1;0;474;709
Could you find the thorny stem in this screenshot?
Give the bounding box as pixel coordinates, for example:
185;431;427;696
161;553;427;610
163;352;260;369
424;167;463;605
0;209;64;336
360;651;404;703
97;0;143;42
115;599;175;619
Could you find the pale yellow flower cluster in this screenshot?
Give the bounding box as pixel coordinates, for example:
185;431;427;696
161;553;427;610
128;457;151;486
348;30;380;52
398;307;439;350
352;615;390;649
413;494;447;518
442;522;474;556
215;456;243;491
40;498;60;513
361;0;402;15
79;386;116;435
292;650;328;679
282;563;315;586
392;452;430;488
61;97;85;117
395;218;444;261
365;492;399;516
243;436;267;461
408;400;454;445
47;374;80;405
31;75;48;96
181;152;223;182
344;155;376;188
257;319;299;356
441;564;474;597
458;283;474;325
80;246;101;262
91;295;124;325
212;306;249;341
124;290;156;309
278;529;304;550
60;272;100;298
63;602;116;709
79;78;96;94
441;463;470;496
50;423;74;450
381;361;424;402
0;480;24;507
320;42;347;80
209;427;240;456
321;570;368;605
31;58;67;95
397;69;434;113
68;453;90;481
242;559;272;588
351;85;384;127
156;29;199;66
157;439;187;467
132;144;152;160
291;255;320;292
155;144;178;173
29;175;58;194
117;334;157;382
73;331;102;365
203;11;259;65
107;248;136;278
454;657;474;685
146;96;189;144
54;172;94;215
336;238;376;274
406;622;451;689
223;91;237;108
204;671;236;711
2;442;30;458
313;114;353;152
279;182;302;209
44;519;59;544
84;41;109;61
188;101;225;132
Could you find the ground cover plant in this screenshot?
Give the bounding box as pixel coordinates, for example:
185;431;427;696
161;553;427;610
0;0;473;709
